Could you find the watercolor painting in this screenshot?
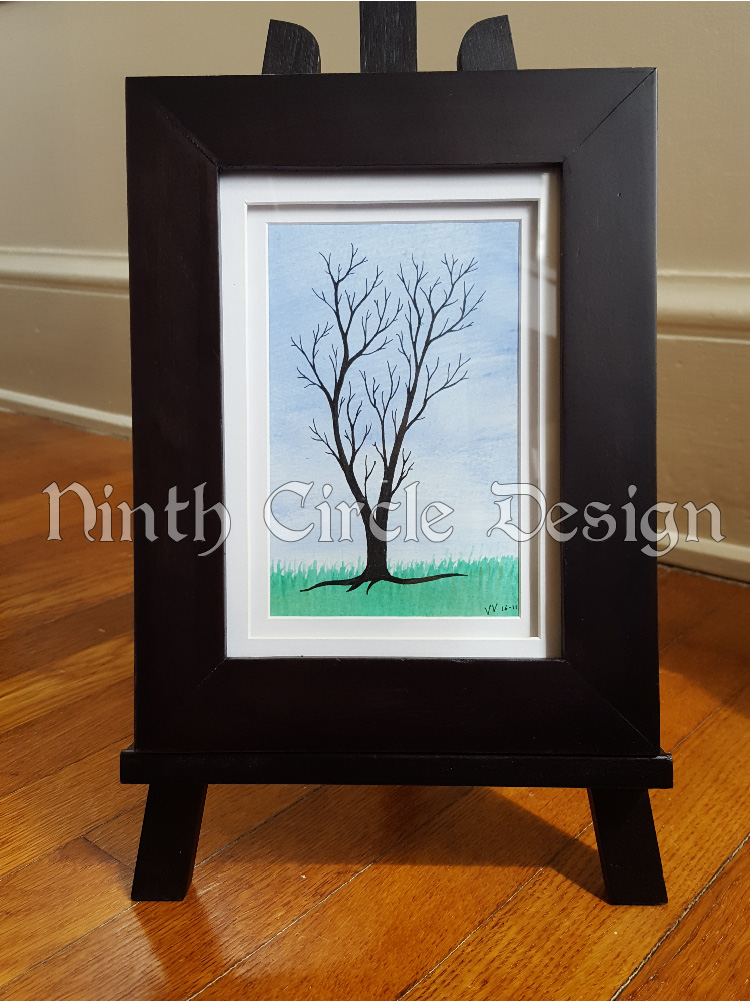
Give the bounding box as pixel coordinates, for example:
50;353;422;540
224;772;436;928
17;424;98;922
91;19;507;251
266;220;520;617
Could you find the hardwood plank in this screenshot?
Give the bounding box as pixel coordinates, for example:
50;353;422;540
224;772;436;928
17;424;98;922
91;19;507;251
0;592;133;682
86;782;318;869
193;785;596;1001
0;414;131;504
659;585;750;750
1;415;746;1001
0;413;125;465
619;840;750;1000
300;687;750;1001
657;567;740;650
0;538;133;639
0;410;123;443
0;448;131;514
0;469;132;546
661;585;750;698
0;634;132;734
0;785;468;1000
0;678;132;797
0;838;132;989
0;411;48;445
0;741;143;878
0;417;133;639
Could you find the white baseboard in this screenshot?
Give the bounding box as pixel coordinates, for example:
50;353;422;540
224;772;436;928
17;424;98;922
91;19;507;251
0;246;128;295
661;535;750;584
0;247;132;432
0;387;131;438
657;271;750;337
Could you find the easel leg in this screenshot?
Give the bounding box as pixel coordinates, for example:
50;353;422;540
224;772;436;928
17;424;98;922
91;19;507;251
588;788;667;905
131;783;207;901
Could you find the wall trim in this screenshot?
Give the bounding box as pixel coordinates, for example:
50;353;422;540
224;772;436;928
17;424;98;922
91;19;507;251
0;388;132;439
661;534;750;584
657;270;750;338
0;246;129;295
0;250;747;312
0;248;746;332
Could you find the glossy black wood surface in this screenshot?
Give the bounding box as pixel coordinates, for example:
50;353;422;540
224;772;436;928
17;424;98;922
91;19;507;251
124;69;665;771
457;15;517;71
360;1;417;73
130;783;207;901
154;659;658;756
121;746;673;789
588;788;668;904
262;19;321;75
132;70;650;170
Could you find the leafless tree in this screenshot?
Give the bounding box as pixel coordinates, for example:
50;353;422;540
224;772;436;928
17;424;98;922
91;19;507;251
291;245;485;592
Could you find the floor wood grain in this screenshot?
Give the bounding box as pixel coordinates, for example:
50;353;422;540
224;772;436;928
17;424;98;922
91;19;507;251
618;839;750;1001
0;413;747;1000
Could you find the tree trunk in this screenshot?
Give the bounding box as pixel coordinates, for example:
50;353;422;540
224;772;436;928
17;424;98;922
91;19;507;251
363;525;389;579
300;475;465;594
360;479;395;580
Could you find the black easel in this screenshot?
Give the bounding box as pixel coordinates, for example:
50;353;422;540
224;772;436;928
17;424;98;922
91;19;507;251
262;4;518;76
127;2;668;907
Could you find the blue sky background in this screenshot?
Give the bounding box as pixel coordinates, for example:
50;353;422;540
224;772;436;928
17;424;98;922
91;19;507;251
267;220;519;568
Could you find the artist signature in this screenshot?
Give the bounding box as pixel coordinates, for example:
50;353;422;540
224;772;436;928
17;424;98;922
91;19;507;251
484;602;518;615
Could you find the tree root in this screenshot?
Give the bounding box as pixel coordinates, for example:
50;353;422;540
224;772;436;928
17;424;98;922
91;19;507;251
300;571;466;594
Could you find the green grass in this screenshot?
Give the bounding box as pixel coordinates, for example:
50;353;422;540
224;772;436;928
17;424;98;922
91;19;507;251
269;555;519;617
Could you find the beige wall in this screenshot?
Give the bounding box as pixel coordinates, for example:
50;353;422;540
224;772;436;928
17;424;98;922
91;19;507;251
0;2;748;574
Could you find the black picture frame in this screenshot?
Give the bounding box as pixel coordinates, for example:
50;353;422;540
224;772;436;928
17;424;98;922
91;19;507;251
121;68;671;903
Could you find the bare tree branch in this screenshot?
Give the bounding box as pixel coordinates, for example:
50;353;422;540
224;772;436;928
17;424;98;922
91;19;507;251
296;249;484;516
381;254;484;490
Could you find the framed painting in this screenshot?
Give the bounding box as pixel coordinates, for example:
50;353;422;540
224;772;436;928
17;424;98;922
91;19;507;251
121;67;671;902
220;169;559;660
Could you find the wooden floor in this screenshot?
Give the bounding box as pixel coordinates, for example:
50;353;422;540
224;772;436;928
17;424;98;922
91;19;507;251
1;411;748;1000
